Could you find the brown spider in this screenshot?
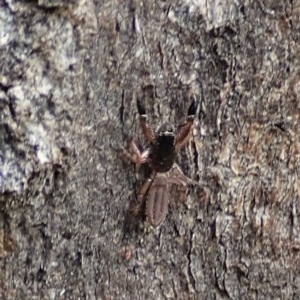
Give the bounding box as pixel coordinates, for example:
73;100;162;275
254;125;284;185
125;96;198;227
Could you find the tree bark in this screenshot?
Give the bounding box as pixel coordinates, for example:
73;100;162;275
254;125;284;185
1;0;299;299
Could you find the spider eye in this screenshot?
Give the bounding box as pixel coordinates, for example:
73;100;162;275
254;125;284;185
157;123;174;134
159;131;174;136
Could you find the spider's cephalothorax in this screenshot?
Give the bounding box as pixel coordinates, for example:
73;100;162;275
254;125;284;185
151;123;176;172
125;97;198;226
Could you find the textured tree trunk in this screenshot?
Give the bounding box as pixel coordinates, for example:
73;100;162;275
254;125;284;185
1;0;299;299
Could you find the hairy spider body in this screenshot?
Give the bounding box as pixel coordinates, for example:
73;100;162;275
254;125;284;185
150;127;176;172
125;97;197;227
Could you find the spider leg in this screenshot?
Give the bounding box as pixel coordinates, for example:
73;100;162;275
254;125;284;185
169;163;199;186
122;138;150;166
137;99;155;143
137;172;156;202
169;163;202;203
175;96;197;151
131;172;156;218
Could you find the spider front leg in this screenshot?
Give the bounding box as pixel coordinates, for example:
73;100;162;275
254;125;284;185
175;96;198;152
137;99;155;143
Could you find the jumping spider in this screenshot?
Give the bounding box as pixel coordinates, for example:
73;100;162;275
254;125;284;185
125;97;198;227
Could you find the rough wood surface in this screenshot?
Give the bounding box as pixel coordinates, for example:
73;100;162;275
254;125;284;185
0;0;299;299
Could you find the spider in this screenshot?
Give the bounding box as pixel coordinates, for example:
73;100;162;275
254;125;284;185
125;96;198;227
